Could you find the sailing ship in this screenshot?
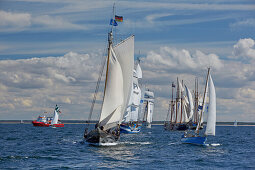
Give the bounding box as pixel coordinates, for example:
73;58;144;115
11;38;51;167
32;105;64;127
142;89;154;128
84;7;134;145
189;78;204;130
181;68;216;145
165;78;192;131
120;62;142;133
234;120;238;127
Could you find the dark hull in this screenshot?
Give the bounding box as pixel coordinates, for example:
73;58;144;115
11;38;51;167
84;127;120;146
164;123;189;131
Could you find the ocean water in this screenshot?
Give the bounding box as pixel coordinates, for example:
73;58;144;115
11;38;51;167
0;124;254;169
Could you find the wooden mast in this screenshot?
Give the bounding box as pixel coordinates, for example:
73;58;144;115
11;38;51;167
196;68;210;134
180;80;183;124
102;4;115;101
175;77;178;124
170;82;174;124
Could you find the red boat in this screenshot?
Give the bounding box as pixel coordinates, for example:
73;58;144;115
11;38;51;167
32;105;64;127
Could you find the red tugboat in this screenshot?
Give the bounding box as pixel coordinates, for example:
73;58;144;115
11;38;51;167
32;105;64;127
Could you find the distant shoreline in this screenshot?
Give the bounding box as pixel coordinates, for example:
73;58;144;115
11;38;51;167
0;120;254;126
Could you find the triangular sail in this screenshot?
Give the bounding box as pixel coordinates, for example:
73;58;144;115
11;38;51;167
52;105;60;125
196;74;209;132
205;74;216;136
136;63;142;79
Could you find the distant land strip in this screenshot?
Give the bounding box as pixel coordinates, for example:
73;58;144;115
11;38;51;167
0;120;255;126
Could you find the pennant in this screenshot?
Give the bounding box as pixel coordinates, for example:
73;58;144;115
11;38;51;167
110;19;118;26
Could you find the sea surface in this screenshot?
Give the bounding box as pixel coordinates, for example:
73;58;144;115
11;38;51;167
0;124;254;169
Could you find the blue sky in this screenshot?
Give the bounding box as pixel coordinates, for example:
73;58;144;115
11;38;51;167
0;0;255;121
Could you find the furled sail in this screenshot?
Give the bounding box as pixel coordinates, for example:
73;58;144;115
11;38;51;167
113;35;134;123
99;46;124;129
205;74;216;136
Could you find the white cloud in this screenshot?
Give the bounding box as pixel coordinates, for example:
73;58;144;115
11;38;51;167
0;10;31;31
0;10;85;32
145;13;173;23
232;38;255;59
33;15;85;30
230;18;255;29
1;39;255;121
0;51;105;119
144;46;223;73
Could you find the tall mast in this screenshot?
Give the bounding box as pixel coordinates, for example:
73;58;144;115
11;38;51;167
103;4;115;99
180;80;183;124
194;78;198;123
175;77;178;124
170;82;174;123
196;68;210;134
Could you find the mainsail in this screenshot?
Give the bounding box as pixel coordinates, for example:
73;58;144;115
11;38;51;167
123;62;142;122
113;36;134;123
99;46;124;129
185;85;194;120
144;90;154;124
52;105;60;125
204;74;216;136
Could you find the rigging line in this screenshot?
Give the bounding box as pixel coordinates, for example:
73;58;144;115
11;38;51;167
85;50;107;130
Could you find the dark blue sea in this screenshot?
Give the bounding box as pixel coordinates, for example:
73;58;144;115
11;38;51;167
0;124;254;169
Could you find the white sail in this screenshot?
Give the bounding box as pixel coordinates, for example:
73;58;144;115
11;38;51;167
234;120;237;126
205;74;216;136
185;85;194;120
52;110;59;125
196;79;208;132
136;63;142;79
138;85;145;120
146;101;153;123
52;105;60;125
113;35;134;123
123;72;141;122
177;79;184;99
99;46;124;129
144;90;154;101
130;77;141;121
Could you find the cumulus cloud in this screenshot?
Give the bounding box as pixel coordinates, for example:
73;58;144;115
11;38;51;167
144;46;223;73
232;38;255;59
1;39;255;121
0;51;105;119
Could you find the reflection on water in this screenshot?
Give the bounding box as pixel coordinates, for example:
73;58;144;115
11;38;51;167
95;145;137;168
